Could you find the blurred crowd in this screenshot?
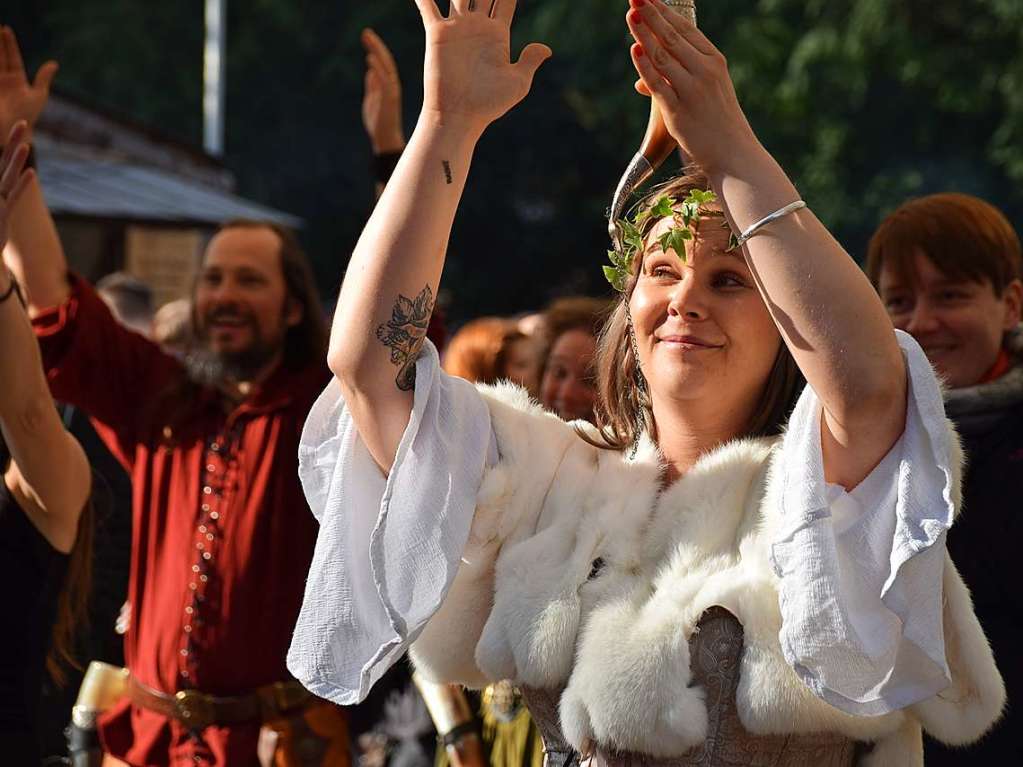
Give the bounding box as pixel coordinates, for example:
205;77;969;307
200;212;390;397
0;19;1021;767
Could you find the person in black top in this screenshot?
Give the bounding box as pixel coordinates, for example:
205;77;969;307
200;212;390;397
0;121;92;763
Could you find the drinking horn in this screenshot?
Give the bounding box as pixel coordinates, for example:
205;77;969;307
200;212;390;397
609;0;697;248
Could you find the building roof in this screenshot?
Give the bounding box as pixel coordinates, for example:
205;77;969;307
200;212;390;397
36;139;302;228
39;89;232;187
33;92;302;228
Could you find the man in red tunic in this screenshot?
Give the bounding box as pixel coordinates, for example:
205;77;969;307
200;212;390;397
0;28;347;766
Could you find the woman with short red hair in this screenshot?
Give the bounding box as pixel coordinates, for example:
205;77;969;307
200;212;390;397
869;192;1023;765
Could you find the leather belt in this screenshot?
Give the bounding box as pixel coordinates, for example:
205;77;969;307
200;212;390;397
128;675;312;731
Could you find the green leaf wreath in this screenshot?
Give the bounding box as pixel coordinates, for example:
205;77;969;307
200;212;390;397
605;189;739;292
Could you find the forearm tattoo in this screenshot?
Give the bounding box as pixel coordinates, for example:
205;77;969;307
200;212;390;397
376;285;435;391
442;160;453;185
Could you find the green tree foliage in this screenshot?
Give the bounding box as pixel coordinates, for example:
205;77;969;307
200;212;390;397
715;0;1023;247
6;0;1023;318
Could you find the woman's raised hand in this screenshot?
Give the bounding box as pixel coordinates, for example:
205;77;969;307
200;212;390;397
625;0;758;174
0;27;58;143
414;0;551;137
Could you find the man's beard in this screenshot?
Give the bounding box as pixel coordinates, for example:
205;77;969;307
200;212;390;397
183;337;280;388
186;303;289;387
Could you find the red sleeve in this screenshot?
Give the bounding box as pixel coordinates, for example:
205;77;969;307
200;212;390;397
32;273;184;467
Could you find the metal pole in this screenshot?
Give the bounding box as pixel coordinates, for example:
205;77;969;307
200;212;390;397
203;0;226;156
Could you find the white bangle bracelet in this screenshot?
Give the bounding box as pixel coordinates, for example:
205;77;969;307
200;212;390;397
727;200;807;252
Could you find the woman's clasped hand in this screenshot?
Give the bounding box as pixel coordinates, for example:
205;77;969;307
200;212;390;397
625;0;759;173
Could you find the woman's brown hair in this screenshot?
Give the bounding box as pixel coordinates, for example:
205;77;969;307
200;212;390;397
0;433;93;686
866;193;1023;295
443;317;525;384
48;500;93;685
591;169;804;452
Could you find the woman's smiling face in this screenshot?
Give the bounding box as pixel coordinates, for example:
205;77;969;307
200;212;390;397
540;328;598;423
879;250;1022;388
628;214;781;419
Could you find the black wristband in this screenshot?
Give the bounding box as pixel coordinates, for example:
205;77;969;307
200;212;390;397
440;720;478;747
372;150;403;184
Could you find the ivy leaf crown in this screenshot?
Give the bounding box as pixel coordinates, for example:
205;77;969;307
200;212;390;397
604;188;737;293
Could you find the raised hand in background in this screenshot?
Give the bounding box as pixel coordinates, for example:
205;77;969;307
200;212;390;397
362;28;406;156
0;27;68;314
0;26;58;141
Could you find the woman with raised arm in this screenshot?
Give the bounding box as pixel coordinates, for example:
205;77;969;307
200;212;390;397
0;122;92;763
289;1;1004;764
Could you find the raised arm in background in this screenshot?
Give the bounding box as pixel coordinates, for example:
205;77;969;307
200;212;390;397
330;0;550;472
625;3;906;489
0;27;179;451
0;122;89;553
361;27;407;199
0;25;68;315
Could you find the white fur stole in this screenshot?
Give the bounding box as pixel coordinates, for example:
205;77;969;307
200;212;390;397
410;383;1004;761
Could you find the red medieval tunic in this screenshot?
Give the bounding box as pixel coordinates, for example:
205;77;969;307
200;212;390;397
33;276;328;766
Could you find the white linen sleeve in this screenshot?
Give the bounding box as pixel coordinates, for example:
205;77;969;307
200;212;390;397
287;341;495;705
770;330;957;716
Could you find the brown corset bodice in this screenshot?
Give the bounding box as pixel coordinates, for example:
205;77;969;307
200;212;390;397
520;607;870;767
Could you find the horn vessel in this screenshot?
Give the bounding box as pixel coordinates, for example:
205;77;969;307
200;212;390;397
609;0;697;247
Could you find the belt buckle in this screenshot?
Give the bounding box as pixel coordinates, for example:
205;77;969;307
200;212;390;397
175;689;215;730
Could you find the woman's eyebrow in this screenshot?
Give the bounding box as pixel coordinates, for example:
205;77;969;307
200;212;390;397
708;246;748;262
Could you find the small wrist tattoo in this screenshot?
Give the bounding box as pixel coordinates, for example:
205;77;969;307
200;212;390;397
442;160;453;185
376;285;435;391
